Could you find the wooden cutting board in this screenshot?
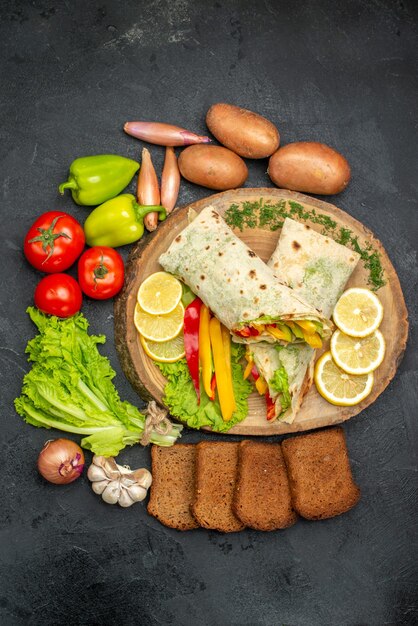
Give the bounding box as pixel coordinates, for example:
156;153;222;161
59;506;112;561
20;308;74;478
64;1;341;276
114;188;408;435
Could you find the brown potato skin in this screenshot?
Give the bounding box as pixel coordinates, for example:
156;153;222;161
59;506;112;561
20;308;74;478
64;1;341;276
206;103;280;159
178;145;248;191
268;142;351;195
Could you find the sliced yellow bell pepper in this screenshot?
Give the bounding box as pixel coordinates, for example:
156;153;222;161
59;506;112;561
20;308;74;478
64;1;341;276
295;320;317;335
243;359;253;380
266;325;288;341
199;304;213;399
209;318;235;422
255;376;268;395
302;331;323;349
221;324;236;411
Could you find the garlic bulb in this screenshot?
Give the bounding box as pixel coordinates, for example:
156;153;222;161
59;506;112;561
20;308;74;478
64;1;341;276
87;455;152;507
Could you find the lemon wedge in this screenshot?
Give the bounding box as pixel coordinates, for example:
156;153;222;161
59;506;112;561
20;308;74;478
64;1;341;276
333;288;383;337
314;351;374;406
331;329;385;375
139;333;185;363
137;272;182;316
134;302;184;342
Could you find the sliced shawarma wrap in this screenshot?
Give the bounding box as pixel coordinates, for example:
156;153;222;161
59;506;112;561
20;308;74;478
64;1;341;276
268;219;360;317
249;218;360;423
159;207;332;346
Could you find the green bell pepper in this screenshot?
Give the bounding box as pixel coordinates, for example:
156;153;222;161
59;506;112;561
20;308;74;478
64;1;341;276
59;155;140;206
84;194;167;247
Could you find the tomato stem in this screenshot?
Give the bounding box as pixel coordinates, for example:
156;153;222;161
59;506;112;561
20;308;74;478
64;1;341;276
28;216;71;263
93;254;109;289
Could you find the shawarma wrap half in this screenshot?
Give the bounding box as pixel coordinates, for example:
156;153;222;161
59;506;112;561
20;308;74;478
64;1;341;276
249;218;360;422
159;207;332;346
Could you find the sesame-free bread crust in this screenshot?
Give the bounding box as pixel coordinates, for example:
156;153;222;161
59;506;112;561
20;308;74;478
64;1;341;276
192;441;245;533
233;441;297;531
281;427;361;520
147;444;199;530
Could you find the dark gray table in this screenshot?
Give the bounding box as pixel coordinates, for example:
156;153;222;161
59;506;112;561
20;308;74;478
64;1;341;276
1;1;417;624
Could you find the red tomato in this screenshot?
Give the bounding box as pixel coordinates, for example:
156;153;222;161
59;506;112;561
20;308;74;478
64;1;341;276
34;274;82;317
77;247;124;300
24;211;85;273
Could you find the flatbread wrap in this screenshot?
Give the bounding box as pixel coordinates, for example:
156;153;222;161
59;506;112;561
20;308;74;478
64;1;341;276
159;207;332;346
249;218;360;422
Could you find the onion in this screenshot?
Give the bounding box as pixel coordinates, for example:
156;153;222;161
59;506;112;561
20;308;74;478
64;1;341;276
37;438;85;485
137;147;161;233
161;147;180;213
124;121;211;146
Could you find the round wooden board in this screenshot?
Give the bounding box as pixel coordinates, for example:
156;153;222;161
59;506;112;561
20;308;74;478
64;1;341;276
114;188;408;435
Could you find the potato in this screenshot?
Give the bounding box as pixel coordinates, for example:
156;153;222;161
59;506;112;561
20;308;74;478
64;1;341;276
206;103;280;159
178;145;248;191
268;142;351;195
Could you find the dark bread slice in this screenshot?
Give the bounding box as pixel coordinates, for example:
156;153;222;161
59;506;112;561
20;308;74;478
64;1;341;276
233;441;297;531
192;441;245;533
281;427;361;520
147;444;199;530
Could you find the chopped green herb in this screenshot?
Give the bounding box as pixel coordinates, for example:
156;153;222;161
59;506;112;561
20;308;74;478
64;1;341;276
224;198;385;290
336;227;352;246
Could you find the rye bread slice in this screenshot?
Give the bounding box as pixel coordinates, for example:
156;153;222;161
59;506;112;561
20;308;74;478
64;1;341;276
281;427;361;520
192;442;245;533
233;441;297;531
147;444;199;531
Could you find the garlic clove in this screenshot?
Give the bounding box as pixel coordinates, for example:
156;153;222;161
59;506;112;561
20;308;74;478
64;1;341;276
132;468;153;490
91;479;108;495
127;484;148;502
119;474;136;488
87;464;107;482
92;456;120;480
103;457;121;480
102;480;121;504
103;456;120;480
118;488;135;508
117;464;133;475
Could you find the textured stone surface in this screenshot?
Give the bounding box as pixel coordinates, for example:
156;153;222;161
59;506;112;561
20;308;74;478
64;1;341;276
1;1;417;624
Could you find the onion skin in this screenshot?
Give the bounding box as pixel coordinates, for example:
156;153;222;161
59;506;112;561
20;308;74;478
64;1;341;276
268;142;351;195
161;147;180;213
124;121;211;147
137;148;161;232
206;103;280;159
37;439;84;485
178;145;248;191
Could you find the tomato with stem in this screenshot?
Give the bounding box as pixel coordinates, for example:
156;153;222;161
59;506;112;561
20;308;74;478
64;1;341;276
24;211;85;273
78;247;124;299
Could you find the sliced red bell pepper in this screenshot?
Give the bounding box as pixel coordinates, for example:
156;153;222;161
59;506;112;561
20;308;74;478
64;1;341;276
251;365;260;381
265;392;276;421
234;326;260;338
184;297;202;403
234;327;250;338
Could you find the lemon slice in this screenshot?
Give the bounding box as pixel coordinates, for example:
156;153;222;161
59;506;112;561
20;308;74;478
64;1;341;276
314;351;374;406
134;302;184;342
333;288;383;337
331;329;386;375
137;272;182;315
140;333;185;363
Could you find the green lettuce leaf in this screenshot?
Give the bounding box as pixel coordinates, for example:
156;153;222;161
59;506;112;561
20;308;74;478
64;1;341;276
156;343;252;432
14;308;182;455
269;365;291;412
